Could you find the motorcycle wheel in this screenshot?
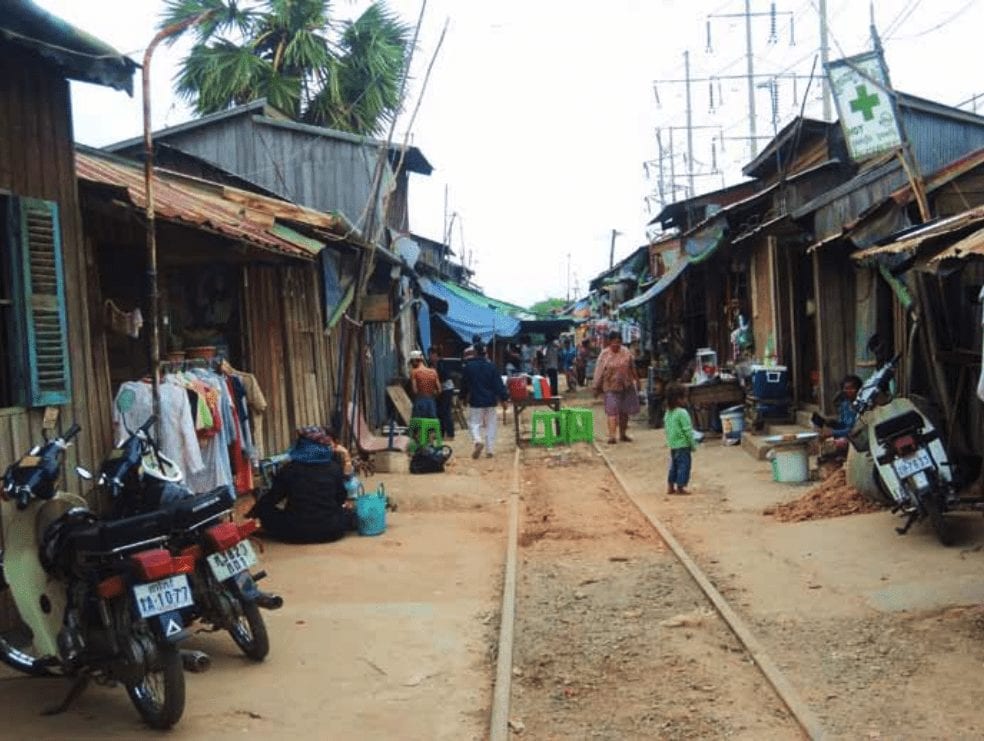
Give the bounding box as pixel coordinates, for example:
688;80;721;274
126;643;185;729
924;494;953;547
228;600;269;662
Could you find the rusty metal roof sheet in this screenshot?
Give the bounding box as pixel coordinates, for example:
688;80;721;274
76;148;357;260
929;226;984;262
852;205;984;260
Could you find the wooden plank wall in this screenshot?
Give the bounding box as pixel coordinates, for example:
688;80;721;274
813;247;857;413
243;262;340;456
750;239;775;358
0;47;111;487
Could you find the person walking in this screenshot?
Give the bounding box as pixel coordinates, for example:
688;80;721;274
544;336;560;397
663;383;697;494
460;342;509;458
592;330;641;444
575;338;591;387
408;349;440;419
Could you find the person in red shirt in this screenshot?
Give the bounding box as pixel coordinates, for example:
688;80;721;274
409;349;440;418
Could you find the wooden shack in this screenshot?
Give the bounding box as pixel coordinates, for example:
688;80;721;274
0;1;135;482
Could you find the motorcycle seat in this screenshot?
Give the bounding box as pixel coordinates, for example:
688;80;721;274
66;509;173;555
874;410;924;441
166;486;235;531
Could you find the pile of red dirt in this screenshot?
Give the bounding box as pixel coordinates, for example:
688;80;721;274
764;468;883;523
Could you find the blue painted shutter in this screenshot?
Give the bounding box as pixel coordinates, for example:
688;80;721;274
8;197;71;407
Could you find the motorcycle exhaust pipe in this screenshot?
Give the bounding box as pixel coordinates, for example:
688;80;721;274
254;592;283;610
181;649;211;673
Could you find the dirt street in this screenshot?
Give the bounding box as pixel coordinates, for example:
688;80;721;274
0;453;512;740
5;389;984;739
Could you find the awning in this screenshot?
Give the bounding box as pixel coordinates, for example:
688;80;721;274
419;278;522;343
618;256;690;310
930;226;984;262
0;0;138;94
76;147;354;260
853;206;984;261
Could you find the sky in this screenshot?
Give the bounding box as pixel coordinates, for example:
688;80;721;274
34;0;984;308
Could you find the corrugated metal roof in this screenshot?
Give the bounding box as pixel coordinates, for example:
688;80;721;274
929;226;984;261
0;0;137;93
76;148;356;260
852;205;984;260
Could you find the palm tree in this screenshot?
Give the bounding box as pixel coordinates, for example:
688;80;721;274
160;0;412;136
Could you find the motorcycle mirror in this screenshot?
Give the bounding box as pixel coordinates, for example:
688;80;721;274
75;466;93;481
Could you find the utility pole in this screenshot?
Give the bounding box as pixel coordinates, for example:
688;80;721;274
819;0;832;119
655;129;666;204
684;50;696;198
744;0;757;157
706;1;795;159
668;129;676;199
609;229;621;269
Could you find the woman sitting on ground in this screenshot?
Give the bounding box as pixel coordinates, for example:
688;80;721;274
251;426;356;544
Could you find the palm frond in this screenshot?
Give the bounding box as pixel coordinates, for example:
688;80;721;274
159;0;256;45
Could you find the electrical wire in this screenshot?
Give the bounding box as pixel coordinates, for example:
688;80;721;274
891;0;977;40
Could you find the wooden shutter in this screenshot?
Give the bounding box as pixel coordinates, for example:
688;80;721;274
7;197;71;407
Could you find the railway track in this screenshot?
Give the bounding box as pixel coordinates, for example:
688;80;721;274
489;443;826;740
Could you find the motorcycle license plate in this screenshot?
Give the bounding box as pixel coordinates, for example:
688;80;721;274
133;575;194;618
207;540;258;582
893;450;934;479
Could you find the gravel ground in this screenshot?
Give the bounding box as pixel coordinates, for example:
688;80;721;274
510;447;798;740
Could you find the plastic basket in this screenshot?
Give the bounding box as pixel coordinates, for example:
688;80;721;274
355;485;387;536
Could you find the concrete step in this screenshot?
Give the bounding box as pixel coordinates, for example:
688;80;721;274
741;431;773;461
742;421;816;461
795;408;815;428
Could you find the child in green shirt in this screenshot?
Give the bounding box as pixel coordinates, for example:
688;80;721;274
663;383;696;494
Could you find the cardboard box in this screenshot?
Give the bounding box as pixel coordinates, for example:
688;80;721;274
373;450;409;474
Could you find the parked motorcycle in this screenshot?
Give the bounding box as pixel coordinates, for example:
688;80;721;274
846;353;960;544
100;412;281;661
0;424;195;728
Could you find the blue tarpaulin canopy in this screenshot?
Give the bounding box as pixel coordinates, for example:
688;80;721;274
419;277;521;343
618;255;690;310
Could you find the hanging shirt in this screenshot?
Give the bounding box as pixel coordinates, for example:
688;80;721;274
113;381;204;478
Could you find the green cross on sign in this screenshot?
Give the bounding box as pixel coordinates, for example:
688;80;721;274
849;84;880;121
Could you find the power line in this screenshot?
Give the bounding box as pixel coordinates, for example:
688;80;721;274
892;0;977;40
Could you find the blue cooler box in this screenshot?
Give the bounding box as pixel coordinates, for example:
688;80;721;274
750;365;788;400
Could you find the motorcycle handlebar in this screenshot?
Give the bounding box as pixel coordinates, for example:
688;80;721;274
138;415;157;435
16;488;30;510
62;423;81;444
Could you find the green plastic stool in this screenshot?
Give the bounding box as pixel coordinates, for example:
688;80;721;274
530;410;566;447
409;417;442;448
563;408;595;443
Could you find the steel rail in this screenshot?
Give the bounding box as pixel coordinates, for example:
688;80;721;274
593;442;827;741
488;447;522;741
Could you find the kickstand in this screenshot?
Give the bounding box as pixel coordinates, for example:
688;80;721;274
42;674;89;716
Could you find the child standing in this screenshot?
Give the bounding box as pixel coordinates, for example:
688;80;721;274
663;383;697;494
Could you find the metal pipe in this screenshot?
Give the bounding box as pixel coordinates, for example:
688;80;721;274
142;12;215;440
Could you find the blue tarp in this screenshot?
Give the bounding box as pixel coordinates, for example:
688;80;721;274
618;255;690;310
416;299;432;351
419;277;521;343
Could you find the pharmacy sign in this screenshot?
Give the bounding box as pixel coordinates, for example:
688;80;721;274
826;51;902;161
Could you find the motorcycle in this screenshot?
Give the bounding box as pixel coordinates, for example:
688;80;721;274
846;353;961;544
100;412;281;661
0;424;196;728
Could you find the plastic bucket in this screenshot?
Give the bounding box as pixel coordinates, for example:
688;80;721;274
770;446;809;483
719;406;745;440
355;486;387;536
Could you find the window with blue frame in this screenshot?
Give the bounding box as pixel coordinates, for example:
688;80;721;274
0;195;71;408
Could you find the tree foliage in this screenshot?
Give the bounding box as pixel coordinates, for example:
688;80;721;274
529;298;568;316
160;0;411;135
